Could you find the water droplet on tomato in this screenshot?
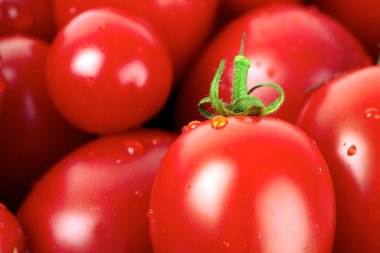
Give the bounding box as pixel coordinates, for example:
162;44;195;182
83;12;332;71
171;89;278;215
182;120;202;133
347;145;357;156
210;115;228;129
69;6;77;15
134;189;144;198
124;139;144;156
85;77;95;86
99;23;110;31
151;137;163;145
223;241;230;248
115;158;126;165
146;209;154;219
365;108;380;120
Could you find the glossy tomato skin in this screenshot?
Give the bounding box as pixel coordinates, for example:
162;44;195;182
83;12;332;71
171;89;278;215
150;116;335;252
54;0;219;77
312;0;380;61
175;3;371;129
47;8;173;135
0;36;91;210
18;129;177;253
297;66;380;253
0;0;55;41
0;204;26;253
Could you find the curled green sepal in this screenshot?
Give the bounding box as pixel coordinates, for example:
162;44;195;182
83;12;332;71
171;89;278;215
198;51;285;119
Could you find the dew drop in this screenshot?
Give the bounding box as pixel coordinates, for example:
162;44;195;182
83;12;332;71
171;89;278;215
182;120;202;133
223;241;230;248
146;209;154;219
347;145;357;156
134;189;144;198
99;23;110;31
124;139;144;156
115;158;126;165
365;107;380;120
210;115;228;129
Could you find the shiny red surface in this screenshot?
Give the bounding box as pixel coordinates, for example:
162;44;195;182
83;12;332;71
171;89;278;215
297;66;380;253
47;8;173;135
0;204;26;253
53;0;219;77
18;129;177;253
150;116;335;252
0;36;91;209
175;3;371;129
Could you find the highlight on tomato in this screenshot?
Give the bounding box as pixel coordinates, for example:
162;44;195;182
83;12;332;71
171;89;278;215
149;38;336;252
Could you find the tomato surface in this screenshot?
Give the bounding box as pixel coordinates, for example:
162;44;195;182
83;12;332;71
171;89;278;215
53;0;219;77
47;8;173;135
0;0;55;41
312;0;380;61
18;129;177;253
0;204;26;253
150;116;335;252
175;3;371;129
297;66;380;253
0;35;91;210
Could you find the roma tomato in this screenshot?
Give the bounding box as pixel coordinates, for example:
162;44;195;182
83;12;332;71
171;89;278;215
53;0;219;77
18;129;177;253
175;3;370;129
0;204;26;253
297;66;380;253
0;36;91;210
47;8;173;135
312;0;380;61
0;0;55;41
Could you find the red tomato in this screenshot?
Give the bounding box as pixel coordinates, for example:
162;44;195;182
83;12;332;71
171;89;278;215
312;0;380;61
297;66;380;253
0;74;5;112
175;3;371;129
18;129;177;253
47;8;173;135
0;36;91;210
53;0;219;77
0;0;55;41
150;116;335;252
0;204;26;253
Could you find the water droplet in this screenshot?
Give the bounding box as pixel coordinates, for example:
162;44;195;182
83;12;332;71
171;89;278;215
134;189;144;198
347;145;357;156
223;241;230;248
115;158;126;165
267;67;276;78
151;137;163;145
69;6;77;15
365;107;380;120
124;139;144;156
146;209;154;219
210;115;228;129
85;77;95;86
182;120;202;133
99;23;110;31
318;167;322;172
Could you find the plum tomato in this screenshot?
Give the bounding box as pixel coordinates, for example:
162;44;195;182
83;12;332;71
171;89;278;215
53;0;219;77
175;3;371;129
0;204;26;253
18;129;177;253
0;35;91;210
46;8;173;135
297;66;380;253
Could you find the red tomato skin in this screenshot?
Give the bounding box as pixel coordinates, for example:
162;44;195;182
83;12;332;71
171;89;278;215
0;36;91;210
18;129;177;253
0;204;26;253
312;0;380;61
297;66;380;253
47;8;173;135
175;3;371;129
150;116;335;252
53;0;219;77
0;0;55;41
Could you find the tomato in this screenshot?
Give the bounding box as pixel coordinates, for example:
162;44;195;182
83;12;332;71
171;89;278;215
150;116;335;252
53;0;219;77
297;66;380;253
0;0;55;41
18;129;177;253
0;204;26;253
0;35;91;210
175;3;371;129
47;8;173;135
0;74;5;112
312;0;380;61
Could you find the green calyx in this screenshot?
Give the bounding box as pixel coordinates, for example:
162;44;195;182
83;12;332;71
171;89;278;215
198;35;285;119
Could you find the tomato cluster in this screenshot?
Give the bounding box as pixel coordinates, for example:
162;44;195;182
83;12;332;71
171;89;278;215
0;1;379;252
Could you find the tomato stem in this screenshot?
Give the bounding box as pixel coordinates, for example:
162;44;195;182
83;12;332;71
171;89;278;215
198;34;285;119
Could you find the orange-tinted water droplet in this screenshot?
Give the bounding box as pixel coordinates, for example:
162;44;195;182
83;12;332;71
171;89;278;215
124;139;144;156
223;241;230;248
146;209;154;219
134;189;144;198
365;108;380;120
182;120;202;133
347;145;357;156
210;115;228;129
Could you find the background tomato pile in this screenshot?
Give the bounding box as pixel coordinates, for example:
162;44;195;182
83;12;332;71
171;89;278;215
0;0;380;252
